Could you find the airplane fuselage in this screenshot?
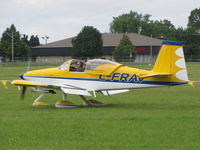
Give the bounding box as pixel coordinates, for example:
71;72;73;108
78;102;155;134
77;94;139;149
22;65;186;92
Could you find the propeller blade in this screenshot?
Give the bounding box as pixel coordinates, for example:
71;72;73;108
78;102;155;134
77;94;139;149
17;86;21;90
21;86;27;99
26;60;31;72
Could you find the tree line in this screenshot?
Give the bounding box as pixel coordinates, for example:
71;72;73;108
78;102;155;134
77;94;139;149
110;9;200;59
0;24;40;61
72;8;200;60
0;8;200;61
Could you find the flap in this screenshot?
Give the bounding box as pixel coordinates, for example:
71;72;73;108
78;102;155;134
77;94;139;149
101;89;129;96
61;87;91;96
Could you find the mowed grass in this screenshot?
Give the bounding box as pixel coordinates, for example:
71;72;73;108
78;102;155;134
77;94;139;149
0;62;200;150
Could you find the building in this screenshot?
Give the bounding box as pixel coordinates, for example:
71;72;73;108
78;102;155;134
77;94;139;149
31;33;162;62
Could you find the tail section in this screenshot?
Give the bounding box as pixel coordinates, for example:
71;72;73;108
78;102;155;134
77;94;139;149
152;41;189;83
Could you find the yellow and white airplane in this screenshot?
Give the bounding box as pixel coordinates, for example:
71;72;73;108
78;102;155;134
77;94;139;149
1;41;193;108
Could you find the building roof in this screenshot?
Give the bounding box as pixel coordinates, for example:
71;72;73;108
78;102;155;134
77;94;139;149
35;33;162;48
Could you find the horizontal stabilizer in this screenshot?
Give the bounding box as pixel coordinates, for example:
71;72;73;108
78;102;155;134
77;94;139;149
187;81;194;87
139;73;171;79
101;89;129;96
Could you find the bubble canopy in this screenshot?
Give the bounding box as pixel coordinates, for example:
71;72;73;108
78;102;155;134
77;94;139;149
85;59;119;70
59;59;120;71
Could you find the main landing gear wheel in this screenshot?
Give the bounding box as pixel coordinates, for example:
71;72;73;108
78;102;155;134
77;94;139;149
55;92;79;108
83;99;105;107
55;100;79;108
32;101;49;106
79;95;105;107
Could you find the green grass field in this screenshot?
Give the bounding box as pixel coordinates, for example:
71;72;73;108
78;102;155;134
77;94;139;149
0;62;200;150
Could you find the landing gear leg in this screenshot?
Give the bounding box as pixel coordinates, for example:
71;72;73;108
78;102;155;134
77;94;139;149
62;92;67;101
32;93;49;106
79;95;105;107
55;91;79;108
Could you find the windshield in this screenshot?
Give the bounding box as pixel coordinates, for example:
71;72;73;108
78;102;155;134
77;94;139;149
59;60;70;70
85;59;119;70
59;59;119;71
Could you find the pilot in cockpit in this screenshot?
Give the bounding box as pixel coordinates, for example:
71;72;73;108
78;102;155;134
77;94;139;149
76;60;85;72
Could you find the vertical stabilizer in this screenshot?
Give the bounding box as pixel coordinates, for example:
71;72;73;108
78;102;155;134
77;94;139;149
152;41;189;82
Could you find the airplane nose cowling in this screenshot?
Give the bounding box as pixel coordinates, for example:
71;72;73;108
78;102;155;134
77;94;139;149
19;72;26;80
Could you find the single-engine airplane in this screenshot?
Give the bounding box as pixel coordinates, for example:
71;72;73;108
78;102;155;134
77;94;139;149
1;41;193;108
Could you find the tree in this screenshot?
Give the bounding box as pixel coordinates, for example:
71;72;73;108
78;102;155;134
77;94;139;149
185;8;200;58
188;8;200;33
113;34;135;61
0;24;29;60
21;35;40;47
183;28;200;58
173;27;200;59
110;11;143;34
110;10;200;59
21;34;29;46
72;26;103;59
28;35;40;47
110;11;176;40
150;20;176;40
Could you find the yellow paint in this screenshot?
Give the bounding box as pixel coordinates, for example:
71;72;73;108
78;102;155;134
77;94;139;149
86;64;122;75
23;64;175;83
139;73;171;79
1;80;8;88
87;100;104;104
55;100;76;105
188;81;194;87
17;43;188;85
151;44;186;82
11;80;45;86
32;101;49;106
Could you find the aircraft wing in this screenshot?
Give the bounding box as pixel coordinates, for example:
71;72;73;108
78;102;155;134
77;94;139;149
11;80;47;87
10;79;92;96
10;80;130;97
61;87;92;96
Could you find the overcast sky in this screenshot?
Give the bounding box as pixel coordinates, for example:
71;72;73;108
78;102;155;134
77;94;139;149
0;0;199;44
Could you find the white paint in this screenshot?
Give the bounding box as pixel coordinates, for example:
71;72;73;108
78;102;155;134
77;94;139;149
61;87;91;96
174;47;189;81
175;69;188;81
175;47;184;57
24;76;165;92
101;89;129;95
175;58;186;69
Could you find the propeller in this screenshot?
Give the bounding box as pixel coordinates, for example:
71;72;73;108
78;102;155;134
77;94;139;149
20;59;31;99
26;58;31;72
21;86;27;99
